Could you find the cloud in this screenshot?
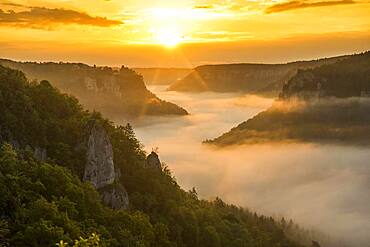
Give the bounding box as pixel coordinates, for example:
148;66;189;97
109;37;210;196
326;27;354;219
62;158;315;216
265;0;356;14
191;30;254;42
0;5;123;29
194;5;214;9
1;2;25;7
193;0;241;11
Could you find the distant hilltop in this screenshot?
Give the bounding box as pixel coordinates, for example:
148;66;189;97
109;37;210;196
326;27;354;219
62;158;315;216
280;51;370;100
205;51;370;146
168;55;350;96
0;59;188;119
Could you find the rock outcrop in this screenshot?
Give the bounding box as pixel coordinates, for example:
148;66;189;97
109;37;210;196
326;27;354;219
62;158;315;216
100;183;129;210
83;123;115;188
0;59;188;118
279;71;326;100
146;151;162;170
1;132;47;162
206;51;370;147
33;147;47;161
83;121;129;209
280;51;370;100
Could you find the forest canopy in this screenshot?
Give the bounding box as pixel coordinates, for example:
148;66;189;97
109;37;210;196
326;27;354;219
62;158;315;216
0;65;311;246
207;52;370;146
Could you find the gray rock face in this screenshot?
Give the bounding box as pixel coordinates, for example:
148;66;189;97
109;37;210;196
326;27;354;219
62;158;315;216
2;133;47;161
146;151;162;170
34;147;47;161
168;56;347;94
100;183;129;210
83;75;122;96
279;70;327;100
83;122;129;209
83;123;115;189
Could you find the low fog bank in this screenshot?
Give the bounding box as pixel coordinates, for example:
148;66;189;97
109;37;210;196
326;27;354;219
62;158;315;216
172;144;370;247
209;97;370;146
121;87;370;246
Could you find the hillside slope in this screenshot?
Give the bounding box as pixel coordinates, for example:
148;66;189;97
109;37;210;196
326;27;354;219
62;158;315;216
0;59;188;119
168;55;348;95
0;65;311;246
280;52;370;99
206;52;370;146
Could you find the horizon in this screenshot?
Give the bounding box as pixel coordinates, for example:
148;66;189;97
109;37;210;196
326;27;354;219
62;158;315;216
2;49;369;69
0;1;370;245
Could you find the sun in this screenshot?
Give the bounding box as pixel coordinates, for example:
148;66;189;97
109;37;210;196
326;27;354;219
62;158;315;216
154;27;183;48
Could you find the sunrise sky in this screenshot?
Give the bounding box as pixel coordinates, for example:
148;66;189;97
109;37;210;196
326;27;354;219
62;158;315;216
0;0;369;67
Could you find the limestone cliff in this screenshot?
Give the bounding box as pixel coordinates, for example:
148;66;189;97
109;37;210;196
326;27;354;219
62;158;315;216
146;151;162;170
83;121;129;209
0;59;188;119
0;130;47;162
100;183;129;210
33;147;47;161
280;51;370;100
83;123;115;188
206;51;370;146
168;55;348;95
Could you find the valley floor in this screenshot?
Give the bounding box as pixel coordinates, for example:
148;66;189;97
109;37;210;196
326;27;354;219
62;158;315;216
126;86;370;247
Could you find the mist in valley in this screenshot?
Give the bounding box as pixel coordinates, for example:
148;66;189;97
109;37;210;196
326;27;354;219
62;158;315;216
1;0;368;245
125;86;370;247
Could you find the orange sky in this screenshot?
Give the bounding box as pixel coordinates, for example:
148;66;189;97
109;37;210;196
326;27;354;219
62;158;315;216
0;0;369;67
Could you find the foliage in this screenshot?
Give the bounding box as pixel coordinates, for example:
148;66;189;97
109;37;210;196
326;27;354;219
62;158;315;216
281;51;370;98
207;98;370;146
0;65;303;246
207;52;370;146
0;59;188;118
56;233;101;247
